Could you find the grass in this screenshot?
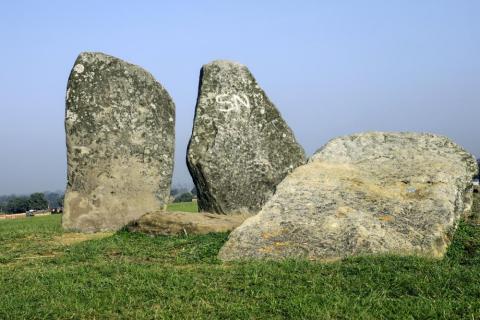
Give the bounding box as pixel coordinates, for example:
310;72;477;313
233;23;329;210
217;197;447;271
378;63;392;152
1;199;480;319
166;201;198;213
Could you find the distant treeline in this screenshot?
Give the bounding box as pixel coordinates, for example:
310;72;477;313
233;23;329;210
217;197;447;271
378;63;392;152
0;191;64;214
171;186;197;203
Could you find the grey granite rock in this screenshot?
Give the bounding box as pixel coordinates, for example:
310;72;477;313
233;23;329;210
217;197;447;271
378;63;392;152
187;60;306;214
63;52;175;232
219;132;478;261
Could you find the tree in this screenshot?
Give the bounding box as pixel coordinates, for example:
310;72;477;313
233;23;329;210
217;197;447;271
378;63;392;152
28;193;48;210
44;191;64;208
0;195;9;212
1;192;56;213
174;192;193;203
5;196;30;213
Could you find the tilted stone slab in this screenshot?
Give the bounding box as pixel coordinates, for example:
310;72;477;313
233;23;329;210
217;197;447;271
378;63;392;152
127;211;253;236
187;60;306;214
63;52;175;232
219;132;478;261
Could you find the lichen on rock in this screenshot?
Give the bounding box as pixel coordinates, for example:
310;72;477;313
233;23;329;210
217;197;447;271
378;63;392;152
187;60;306;214
219;132;478;261
63;52;175;232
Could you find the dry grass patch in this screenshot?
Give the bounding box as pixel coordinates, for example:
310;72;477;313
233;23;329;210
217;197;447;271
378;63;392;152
52;232;113;246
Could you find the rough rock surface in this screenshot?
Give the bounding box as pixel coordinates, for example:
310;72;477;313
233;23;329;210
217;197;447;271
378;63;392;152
127;211;253;236
187;60;305;214
63;52;175;232
219;132;478;261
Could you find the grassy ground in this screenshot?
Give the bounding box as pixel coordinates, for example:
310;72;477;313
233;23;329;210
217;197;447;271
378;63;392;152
1;199;480;319
165;201;198;213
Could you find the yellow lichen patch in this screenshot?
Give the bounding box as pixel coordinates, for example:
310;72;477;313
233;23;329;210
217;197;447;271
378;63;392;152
260;228;286;240
378;215;395;222
259;241;291;254
258;246;274;254
274;241;290;248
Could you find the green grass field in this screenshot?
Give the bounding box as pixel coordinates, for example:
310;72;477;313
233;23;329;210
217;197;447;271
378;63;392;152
1;199;480;319
165;201;199;212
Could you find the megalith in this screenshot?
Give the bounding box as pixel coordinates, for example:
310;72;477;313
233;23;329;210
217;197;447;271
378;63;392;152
219;132;478;261
63;52;175;232
187;60;306;214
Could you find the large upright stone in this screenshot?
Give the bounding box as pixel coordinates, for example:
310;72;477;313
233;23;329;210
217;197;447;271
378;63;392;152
63;52;175;232
219;132;478;261
187;60;306;214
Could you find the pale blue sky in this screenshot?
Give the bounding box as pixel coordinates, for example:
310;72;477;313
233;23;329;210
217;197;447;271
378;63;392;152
0;1;479;194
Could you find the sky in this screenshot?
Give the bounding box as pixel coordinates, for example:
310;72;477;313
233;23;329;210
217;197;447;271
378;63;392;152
0;0;479;195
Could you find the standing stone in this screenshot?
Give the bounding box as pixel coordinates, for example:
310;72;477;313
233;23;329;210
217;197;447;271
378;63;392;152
63;52;175;232
219;132;478;261
187;60;306;214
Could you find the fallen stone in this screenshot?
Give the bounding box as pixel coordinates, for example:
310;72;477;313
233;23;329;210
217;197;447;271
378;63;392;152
219;132;478;261
187;60;306;214
127;211;253;236
63;52;175;232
